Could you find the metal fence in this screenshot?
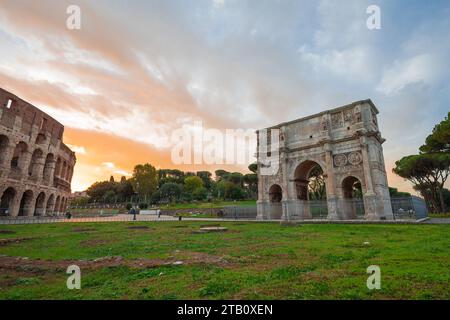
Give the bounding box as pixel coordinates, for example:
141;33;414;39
0;196;428;224
221;205;257;219
0;215;179;225
391;196;428;220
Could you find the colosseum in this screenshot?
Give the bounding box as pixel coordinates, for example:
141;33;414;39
0;88;76;217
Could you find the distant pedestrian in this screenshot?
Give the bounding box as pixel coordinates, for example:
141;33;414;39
130;207;137;221
66;211;72;219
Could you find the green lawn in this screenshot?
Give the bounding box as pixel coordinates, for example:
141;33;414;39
0;221;448;300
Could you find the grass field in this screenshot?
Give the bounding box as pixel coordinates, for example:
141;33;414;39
0;221;448;300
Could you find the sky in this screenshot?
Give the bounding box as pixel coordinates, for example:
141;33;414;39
0;0;449;192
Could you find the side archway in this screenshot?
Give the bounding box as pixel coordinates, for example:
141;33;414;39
0;187;16;216
19;190;34;216
46;194;55;216
341;176;365;219
54;196;61;215
34;192;46;216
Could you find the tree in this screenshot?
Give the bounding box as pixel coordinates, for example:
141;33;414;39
393;153;450;213
159;183;183;202
120;176;127;183
215;169;229;181
248;163;257;173
184;176;203;193
158;169;185;186
196;171;212;189
109;175;115;183
389;187;411;197
86;181;116;202
192;187;208;201
149;190;161;205
227;172;244;187
420;112;450;153
117;179;134;202
130;163;158;199
243;173;258;199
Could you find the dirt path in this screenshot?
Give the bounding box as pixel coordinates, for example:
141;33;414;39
0;252;230;273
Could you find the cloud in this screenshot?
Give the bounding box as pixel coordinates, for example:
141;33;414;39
65;144;87;155
376;54;440;95
101;162;115;169
0;0;449;193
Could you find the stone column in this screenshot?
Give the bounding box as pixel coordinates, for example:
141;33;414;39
25;193;37;217
324;143;339;220
0;144;15;178
360;136;378;220
9;191;22;217
44;160;56;186
18;150;33;177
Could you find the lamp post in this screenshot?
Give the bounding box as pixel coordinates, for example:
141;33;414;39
133;182;140;221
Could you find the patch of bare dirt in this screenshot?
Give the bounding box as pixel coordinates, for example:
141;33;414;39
0;230;16;235
0;237;35;246
0;251;231;273
71;227;97;232
127;226;151;230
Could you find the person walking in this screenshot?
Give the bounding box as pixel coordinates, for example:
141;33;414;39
130;206;137;221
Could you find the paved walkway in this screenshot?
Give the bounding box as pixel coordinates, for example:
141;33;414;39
422;218;450;224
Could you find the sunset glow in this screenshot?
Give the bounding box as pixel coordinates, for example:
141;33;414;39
1;0;449;192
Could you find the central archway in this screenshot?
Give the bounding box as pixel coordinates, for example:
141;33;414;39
293;160;328;219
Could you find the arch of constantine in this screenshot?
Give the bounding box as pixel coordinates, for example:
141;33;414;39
256;99;393;220
0;88;76;217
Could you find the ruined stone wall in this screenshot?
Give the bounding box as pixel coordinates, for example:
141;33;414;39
0;88;76;217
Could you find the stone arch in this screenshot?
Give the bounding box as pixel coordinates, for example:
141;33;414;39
0;187;16;216
341;176;365;219
35;133;46;145
46;194;55;215
28;148;44;178
34;192;46;216
60;196;66;212
65;165;71;181
55;157;62;177
19;190;34;216
0;135;9;166
54;196;61;214
268;184;283;219
43;153;55;183
61;161;67;180
294;160;326;201
11;141;28;170
269;184;282;203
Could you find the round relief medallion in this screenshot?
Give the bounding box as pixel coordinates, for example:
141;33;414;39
334;154;347;167
348;151;362;165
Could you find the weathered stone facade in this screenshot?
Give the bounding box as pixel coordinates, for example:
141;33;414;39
257;99;393;220
0;88;76;217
